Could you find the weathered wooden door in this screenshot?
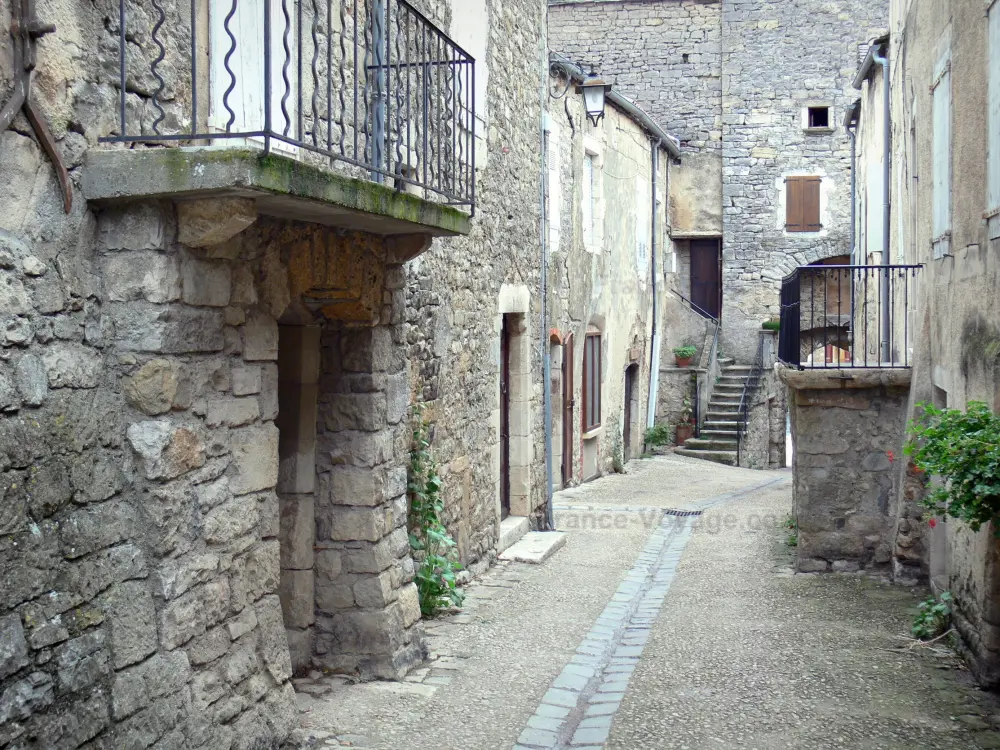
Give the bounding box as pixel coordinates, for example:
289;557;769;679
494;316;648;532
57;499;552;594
690;239;722;319
561;333;574;487
500;316;511;519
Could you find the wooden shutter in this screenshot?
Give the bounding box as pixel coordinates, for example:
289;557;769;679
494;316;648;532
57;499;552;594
988;3;1000;235
932;52;952;256
786;177;821;232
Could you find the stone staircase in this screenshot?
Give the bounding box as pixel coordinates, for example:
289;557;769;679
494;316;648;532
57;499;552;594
674;360;754;466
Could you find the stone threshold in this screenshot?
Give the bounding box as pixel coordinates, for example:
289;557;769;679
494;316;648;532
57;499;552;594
499;531;568;564
499;515;531;555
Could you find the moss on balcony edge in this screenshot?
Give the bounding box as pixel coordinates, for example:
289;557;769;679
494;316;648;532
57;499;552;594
83;146;471;237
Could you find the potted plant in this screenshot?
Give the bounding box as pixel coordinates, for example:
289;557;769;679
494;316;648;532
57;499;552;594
675;397;695;444
673;345;697;367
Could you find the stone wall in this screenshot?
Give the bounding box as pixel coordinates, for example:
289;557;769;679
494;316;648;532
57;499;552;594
720;0;889;361
878;0;1000;687
548;0;723;236
402;0;547;570
780;367;910;575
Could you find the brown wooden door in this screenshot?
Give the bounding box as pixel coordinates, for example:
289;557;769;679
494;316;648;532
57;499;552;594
690;239;722;319
500;316;511;519
561;333;574;487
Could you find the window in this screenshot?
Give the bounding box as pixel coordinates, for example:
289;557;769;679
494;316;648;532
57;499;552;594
807;107;830;129
582;332;602;432
785;176;822;232
988;1;1000;239
583;153;595;247
932;50;952;258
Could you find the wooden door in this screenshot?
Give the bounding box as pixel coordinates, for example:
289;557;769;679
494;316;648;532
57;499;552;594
690;239;722;319
500;316;511;519
561;333;574;487
623;364;638;460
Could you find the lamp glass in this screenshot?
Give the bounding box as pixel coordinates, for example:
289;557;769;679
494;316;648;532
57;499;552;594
583;85;605;121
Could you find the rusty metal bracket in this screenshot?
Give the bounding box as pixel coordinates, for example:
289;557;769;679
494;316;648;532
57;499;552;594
0;0;72;213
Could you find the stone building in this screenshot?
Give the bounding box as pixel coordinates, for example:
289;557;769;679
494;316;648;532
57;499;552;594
853;0;1000;685
544;57;677;487
0;0;550;747
548;0;888;384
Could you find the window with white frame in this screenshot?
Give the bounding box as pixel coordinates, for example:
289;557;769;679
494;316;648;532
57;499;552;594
931;49;952;259
988;0;1000;240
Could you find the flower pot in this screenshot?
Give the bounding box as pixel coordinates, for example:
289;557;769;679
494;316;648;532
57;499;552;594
675;423;694;444
675;356;693;368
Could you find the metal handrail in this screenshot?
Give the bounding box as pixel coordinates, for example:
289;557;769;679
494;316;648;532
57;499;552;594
669;288;720;325
735;334;765;467
778;264;922;370
100;0;475;209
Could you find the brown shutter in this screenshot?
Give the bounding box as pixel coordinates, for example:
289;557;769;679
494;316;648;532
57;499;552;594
803;177;822;230
786;176;822;232
785;177;803;231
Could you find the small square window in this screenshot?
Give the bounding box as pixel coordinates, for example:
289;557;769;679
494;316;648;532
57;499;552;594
808;107;830;129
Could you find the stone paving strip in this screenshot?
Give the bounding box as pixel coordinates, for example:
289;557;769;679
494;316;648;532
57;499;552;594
513;475;789;750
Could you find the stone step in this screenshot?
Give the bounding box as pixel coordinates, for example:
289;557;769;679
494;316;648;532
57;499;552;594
498;531;567;564
713;382;745;391
706;411;743;421
703;419;740;430
701;428;739;439
712;395;742;404
717;375;750;384
683;437;737;450
724;366;754;374
717;357;736;368
674;448;738;466
497;515;530;555
707;404;741;414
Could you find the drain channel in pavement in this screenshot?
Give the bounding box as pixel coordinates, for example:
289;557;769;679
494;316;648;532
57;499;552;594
514;475;789;750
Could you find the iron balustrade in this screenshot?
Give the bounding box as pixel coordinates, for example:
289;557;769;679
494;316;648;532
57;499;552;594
101;0;475;210
735;333;765;467
778;264;922;369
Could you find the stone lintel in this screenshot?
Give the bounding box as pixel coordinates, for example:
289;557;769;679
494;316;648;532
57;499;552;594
176;197;258;247
82;147;470;240
776;363;912;391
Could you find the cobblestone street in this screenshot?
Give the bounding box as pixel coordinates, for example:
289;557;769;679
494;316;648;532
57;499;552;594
291;454;1000;749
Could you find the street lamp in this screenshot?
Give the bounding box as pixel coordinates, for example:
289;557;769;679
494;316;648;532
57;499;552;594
577;71;612;127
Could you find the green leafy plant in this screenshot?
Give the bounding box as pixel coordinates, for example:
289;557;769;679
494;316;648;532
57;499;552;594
905;401;1000;533
762;320;781;332
783;515;796;530
787;533;798;547
912;592;952;640
645;423;672;447
673;345;697;359
679;396;694;424
408;409;465;617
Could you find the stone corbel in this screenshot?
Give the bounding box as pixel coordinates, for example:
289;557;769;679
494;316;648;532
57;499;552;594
386;233;433;265
176;197;258;248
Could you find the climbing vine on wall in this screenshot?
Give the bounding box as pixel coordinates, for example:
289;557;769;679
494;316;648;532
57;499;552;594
905;401;1000;533
408;408;465;616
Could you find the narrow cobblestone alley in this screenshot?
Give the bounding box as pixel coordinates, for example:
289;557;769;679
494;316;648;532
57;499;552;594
291;455;1000;750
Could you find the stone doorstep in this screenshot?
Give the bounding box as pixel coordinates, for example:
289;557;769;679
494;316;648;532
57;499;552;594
498;531;568;564
498;515;531;555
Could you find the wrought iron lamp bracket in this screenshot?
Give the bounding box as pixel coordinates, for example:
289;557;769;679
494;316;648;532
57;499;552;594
0;0;72;213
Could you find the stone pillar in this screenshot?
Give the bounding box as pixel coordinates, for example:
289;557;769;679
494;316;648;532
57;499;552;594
277;325;321;672
312;304;423;679
778;365;911;574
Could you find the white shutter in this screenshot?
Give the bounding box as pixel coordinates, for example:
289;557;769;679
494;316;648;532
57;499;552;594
210;0;298;146
547;125;561;252
931;52;951;258
582;154;594;248
988;3;1000;239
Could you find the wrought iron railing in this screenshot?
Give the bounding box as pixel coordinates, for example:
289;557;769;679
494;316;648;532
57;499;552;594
669;288;720;324
778;264;921;369
736;333;765;467
101;0;475;209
